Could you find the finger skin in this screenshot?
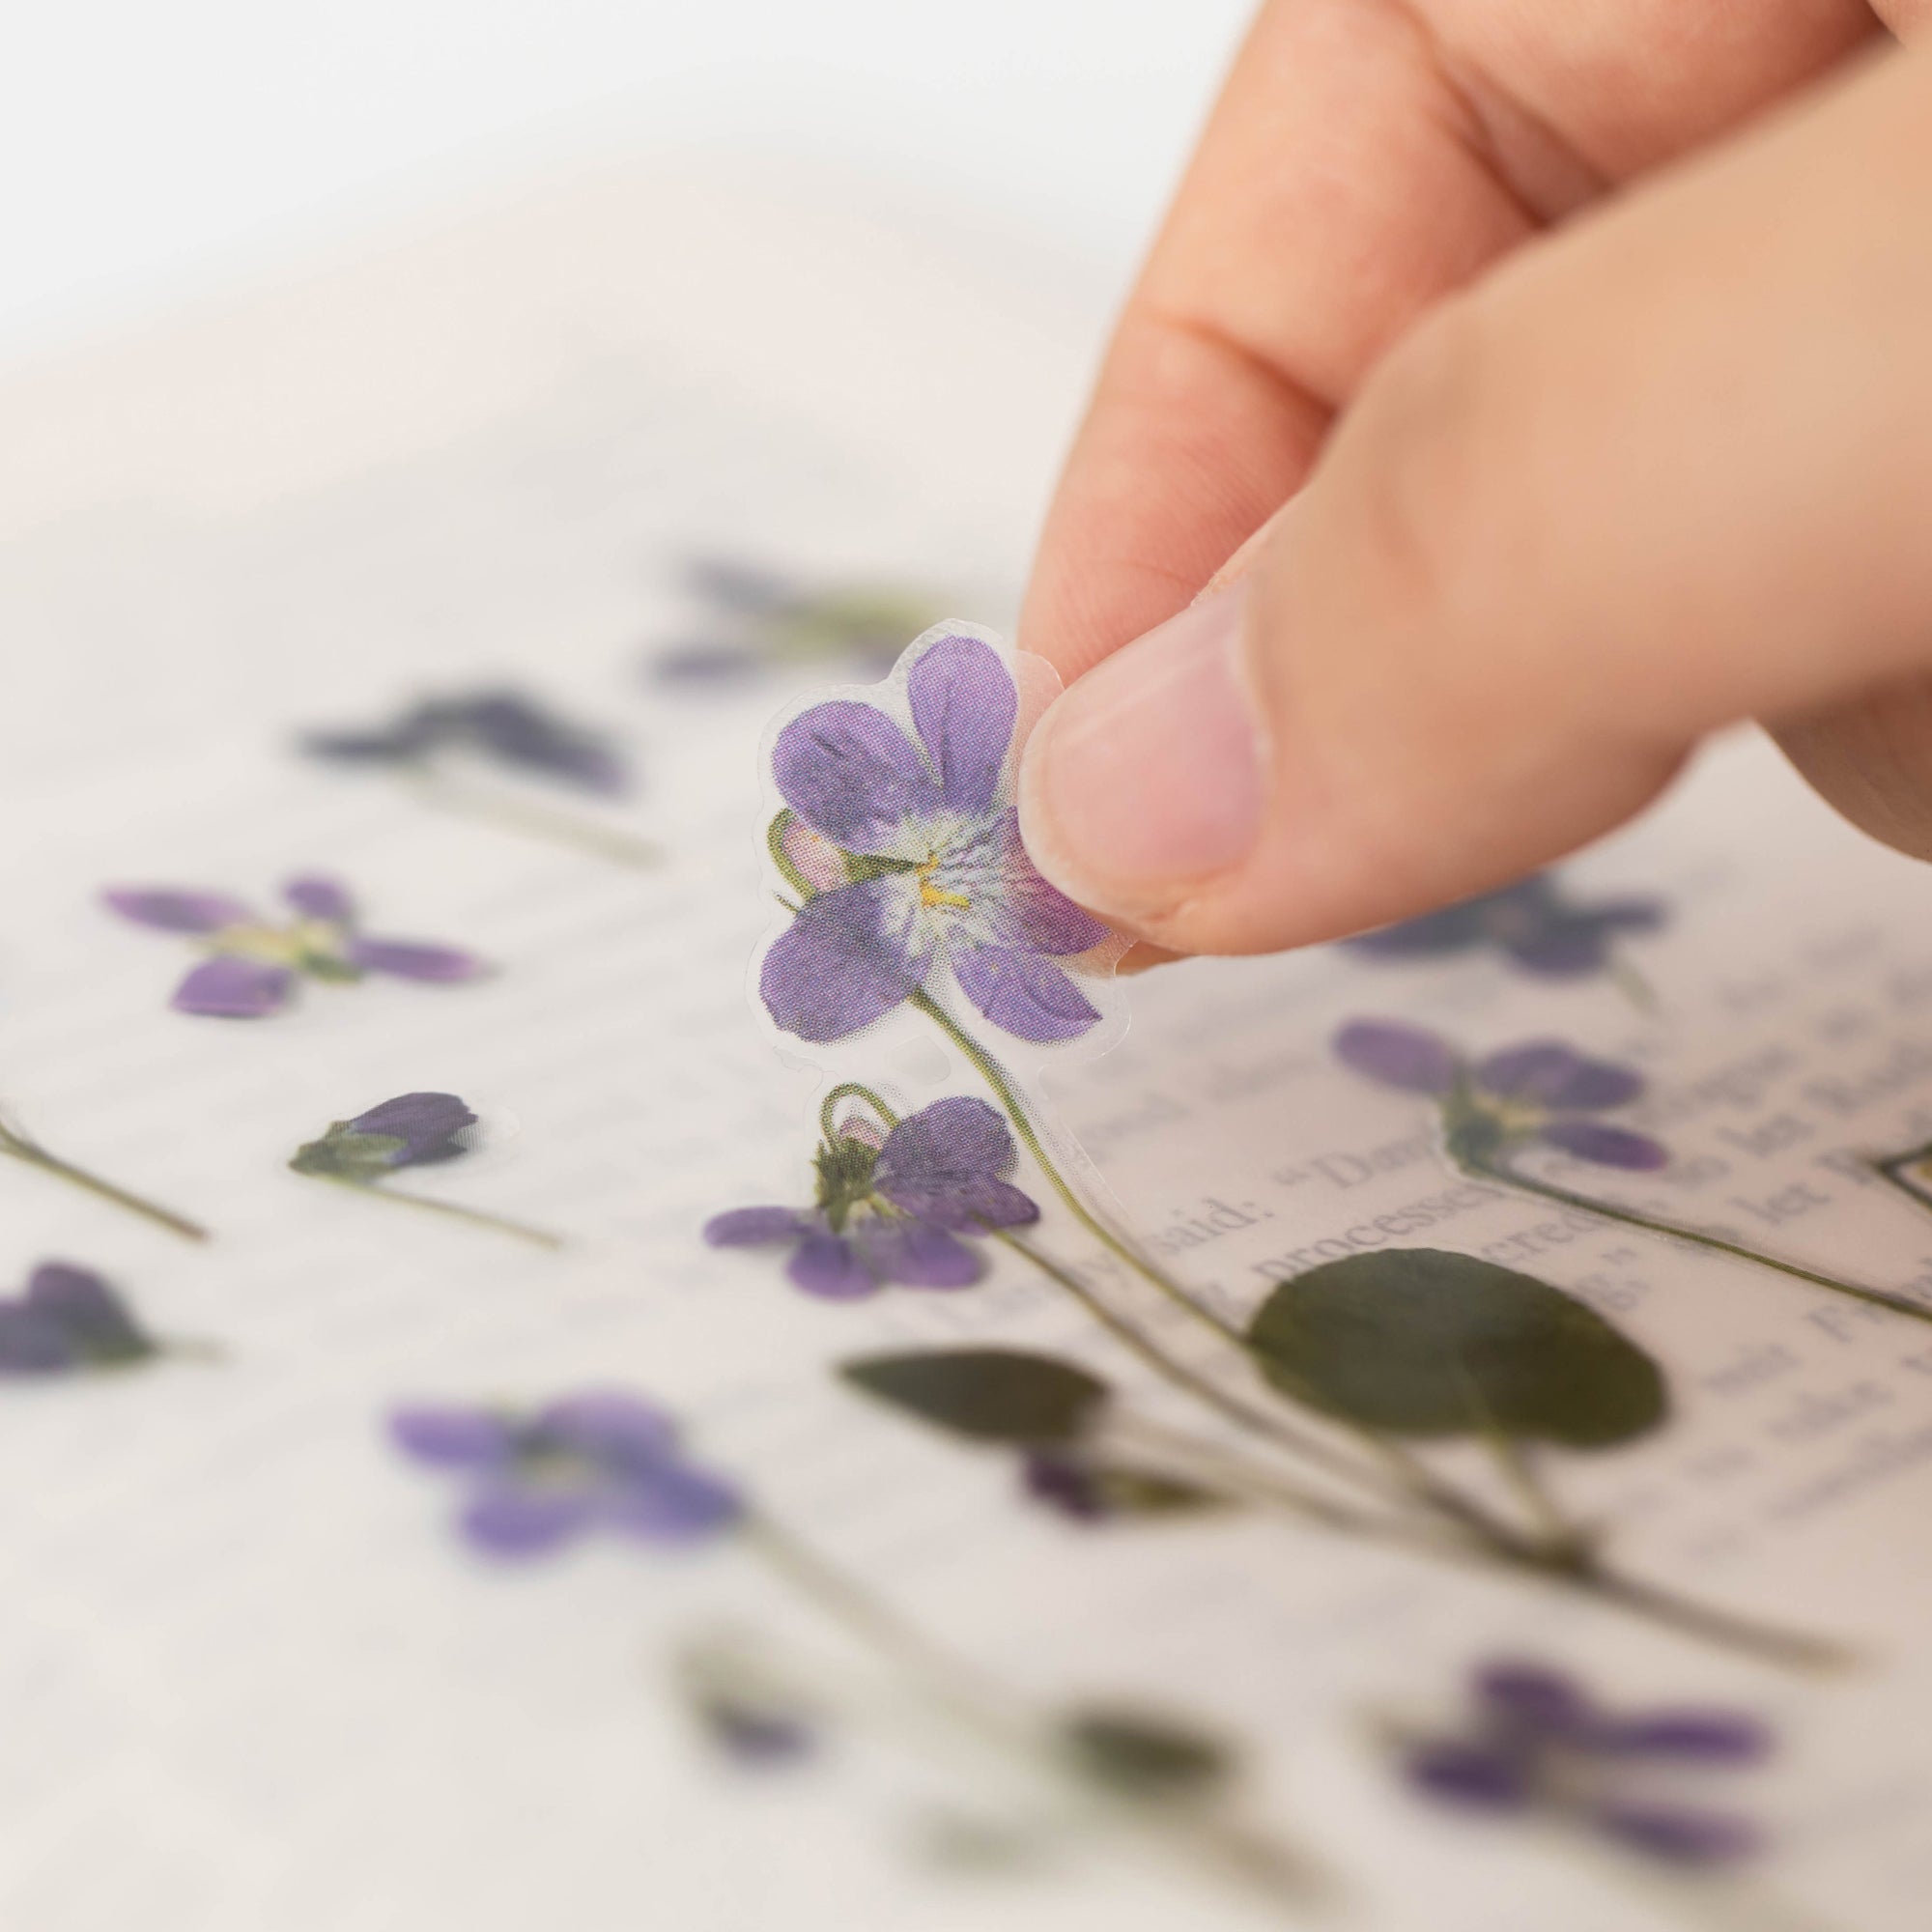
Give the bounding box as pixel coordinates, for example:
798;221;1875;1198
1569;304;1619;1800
1019;0;1881;688
1023;45;1932;955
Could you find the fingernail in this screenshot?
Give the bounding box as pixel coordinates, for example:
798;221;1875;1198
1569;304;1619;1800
1018;582;1265;920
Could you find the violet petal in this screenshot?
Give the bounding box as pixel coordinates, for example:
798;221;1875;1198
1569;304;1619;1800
908;634;1013;816
389;1406;518;1468
1333;1019;1460;1095
103;887;253;934
462;1484;594;1558
785;1231;874;1299
1539;1119;1670;1172
759;877;930;1042
283;874;355;923
1347;902;1490;958
853;1219;983;1289
770;699;938;855
607;1463;744;1543
1476;1662;1596;1737
345;937;486;983
1476;1041;1643;1111
1500;920;1618;977
172;956;297;1018
704;1207;814;1248
1595;1710;1774;1764
24;1264;148;1360
536;1392;681;1469
951;940;1100;1044
1405;1741;1534;1811
347;1092;476;1165
0;1305;82;1374
990;810;1110;955
1591;1803;1761;1867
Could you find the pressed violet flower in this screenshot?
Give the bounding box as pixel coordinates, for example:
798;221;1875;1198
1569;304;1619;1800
292;1093;560;1247
1348;873;1665;980
389;1390;742;1558
104;874;484;1018
653;558;944;686
760;632;1109;1044
303;688;628;796
1335;1021;1669;1172
1400;1660;1769;1869
0;1262;167;1376
705;1095;1038;1297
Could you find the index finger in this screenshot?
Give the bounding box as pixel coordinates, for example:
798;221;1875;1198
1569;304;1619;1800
1019;0;1881;685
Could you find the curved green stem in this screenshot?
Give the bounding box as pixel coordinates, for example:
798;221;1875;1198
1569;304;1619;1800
1;1139;209;1242
820;1082;898;1142
1469;1155;1932;1326
912;991;1242;1345
318;1175;563;1249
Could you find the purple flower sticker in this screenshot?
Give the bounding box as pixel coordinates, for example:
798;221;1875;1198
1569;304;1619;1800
304;689;628;796
758;631;1110;1046
389;1390;743;1559
1349;873;1665;981
1335;1021;1668;1173
104;875;484;1018
1400;1660;1770;1869
0;1262;167;1376
705;1095;1038;1298
292;1094;559;1247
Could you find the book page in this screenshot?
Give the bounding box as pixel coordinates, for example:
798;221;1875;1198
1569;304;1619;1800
2;156;1930;1932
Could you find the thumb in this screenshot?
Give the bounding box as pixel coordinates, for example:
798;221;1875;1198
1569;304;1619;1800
1017;45;1932;958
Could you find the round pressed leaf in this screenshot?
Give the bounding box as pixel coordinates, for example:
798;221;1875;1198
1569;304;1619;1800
1246;1249;1666;1448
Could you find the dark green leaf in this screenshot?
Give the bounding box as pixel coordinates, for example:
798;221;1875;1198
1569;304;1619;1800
1060;1709;1235;1797
1087;1466;1228;1518
840;1349;1109;1444
1245;1248;1666;1449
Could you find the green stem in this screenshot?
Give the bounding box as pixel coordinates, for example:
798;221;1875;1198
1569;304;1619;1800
1609;952;1659;1015
403;771;663;869
912;991;1243;1345
318;1175;563;1249
0;1138;209;1242
1470;1155;1932;1326
820;1082;898;1142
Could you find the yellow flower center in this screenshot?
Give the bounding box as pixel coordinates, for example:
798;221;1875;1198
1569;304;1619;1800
916;853;971;913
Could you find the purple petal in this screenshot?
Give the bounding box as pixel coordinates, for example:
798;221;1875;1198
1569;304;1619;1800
951;941;1100;1044
1539;1120;1670;1171
1333;1020;1459;1095
989;810;1110;955
873;1096;1038;1231
908;634;1013;815
1593;895;1667;936
24;1264;147;1358
1023;1450;1109;1522
1499;921;1619;977
786;1232;875;1299
852;1220;983;1289
456;693;628;796
0;1305;82;1374
1594;1710;1773;1764
704;1207;815;1248
1591;1803;1761;1867
283;874;355;923
770;699;938;855
1404;1741;1534;1811
759;877;930;1043
346;937;486;982
1347;902;1490;958
348;1092;477;1165
606;1463;743;1543
388;1405;517;1468
536;1391;680;1470
172;956;297;1018
1475;1041;1643;1111
462;1485;594;1558
1476;1662;1595;1737
103;888;253;934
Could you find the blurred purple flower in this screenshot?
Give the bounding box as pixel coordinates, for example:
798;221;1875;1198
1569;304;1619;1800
1335;1021;1669;1173
651;559;942;687
104;874;484;1017
291;1093;478;1179
303;689;628;795
759;633;1109;1044
0;1263;159;1375
704;1095;1037;1298
389;1390;743;1559
1349;874;1665;980
1402;1660;1769;1868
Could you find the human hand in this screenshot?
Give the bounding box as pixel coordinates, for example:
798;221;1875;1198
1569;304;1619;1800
1014;4;1932;960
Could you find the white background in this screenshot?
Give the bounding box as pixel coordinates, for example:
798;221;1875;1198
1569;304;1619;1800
0;1;1255;363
